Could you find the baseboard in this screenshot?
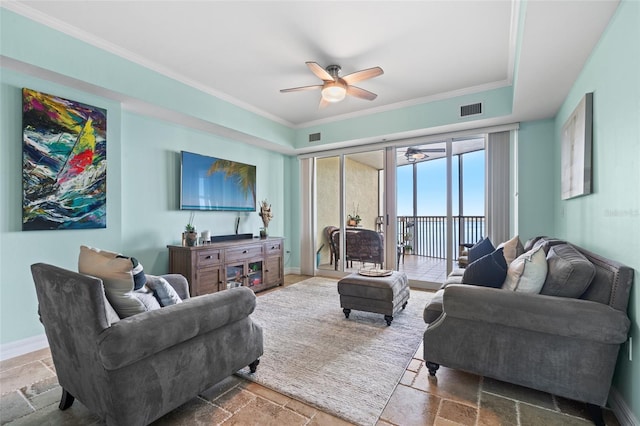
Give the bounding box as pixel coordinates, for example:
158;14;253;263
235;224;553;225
285;267;301;275
609;386;639;426
0;334;49;361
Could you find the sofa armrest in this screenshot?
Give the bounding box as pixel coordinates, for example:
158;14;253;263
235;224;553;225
161;274;190;300
98;286;256;369
441;284;630;344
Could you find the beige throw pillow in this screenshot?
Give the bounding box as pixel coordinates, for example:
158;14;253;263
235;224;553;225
78;245;147;318
497;235;525;265
502;245;548;293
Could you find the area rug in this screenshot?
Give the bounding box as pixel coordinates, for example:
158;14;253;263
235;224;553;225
236;277;433;426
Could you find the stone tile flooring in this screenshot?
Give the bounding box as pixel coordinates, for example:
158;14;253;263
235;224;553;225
0;274;622;425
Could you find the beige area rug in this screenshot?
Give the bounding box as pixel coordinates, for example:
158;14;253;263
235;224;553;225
236;277;433;426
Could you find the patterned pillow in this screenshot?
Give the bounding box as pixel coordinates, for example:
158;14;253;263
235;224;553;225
462;248;507;288
502;245;548;293
468;237;495;264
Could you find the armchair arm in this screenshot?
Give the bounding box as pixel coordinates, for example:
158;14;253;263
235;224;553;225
161;273;190;300
441;284;630;344
98;287;256;370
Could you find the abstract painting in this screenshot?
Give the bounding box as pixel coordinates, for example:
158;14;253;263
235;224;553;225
561;92;593;200
22;88;107;230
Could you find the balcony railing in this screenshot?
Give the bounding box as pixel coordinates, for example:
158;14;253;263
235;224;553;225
398;215;485;259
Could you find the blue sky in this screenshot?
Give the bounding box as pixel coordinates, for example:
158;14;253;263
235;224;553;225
397;150;485;216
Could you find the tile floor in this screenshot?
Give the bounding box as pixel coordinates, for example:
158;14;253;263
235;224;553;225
0;274;621;426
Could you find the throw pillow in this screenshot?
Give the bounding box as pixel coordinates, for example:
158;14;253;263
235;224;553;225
502;245;548;293
497;235;525;265
462;248;508;288
116;255;146;290
145;275;183;307
468;237;495;264
540;244;596;298
79;246;151;318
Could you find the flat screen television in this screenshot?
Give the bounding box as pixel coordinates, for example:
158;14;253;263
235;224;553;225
180;151;256;211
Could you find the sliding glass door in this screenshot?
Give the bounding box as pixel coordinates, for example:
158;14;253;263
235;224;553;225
396;138;485;284
315;150;385;275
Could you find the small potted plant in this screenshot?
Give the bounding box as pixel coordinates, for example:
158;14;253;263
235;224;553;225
184;213;198;247
347;204;361;227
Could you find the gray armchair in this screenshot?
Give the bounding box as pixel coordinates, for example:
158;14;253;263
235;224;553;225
31;263;263;426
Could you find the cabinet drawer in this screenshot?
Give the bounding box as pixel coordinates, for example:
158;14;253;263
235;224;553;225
265;241;283;256
197;249;222;267
226;245;263;262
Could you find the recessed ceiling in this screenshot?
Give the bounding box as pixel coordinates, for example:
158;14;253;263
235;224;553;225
4;1;620;129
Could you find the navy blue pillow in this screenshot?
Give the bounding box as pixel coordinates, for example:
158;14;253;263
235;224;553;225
468;237;495;264
462;247;507;288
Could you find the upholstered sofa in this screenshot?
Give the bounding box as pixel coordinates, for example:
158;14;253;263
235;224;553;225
422;237;633;424
31;262;264;426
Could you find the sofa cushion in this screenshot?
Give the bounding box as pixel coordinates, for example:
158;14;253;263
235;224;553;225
462;248;508;288
497;235;525;265
146;275;183;307
468;237;495;264
502;245;548;293
423;289;444;324
79;246;151;318
540;244;596;298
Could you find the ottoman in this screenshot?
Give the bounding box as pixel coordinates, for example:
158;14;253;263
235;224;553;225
337;271;409;325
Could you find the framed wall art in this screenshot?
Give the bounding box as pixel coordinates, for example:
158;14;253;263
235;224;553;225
561;92;593;200
22;88;107;230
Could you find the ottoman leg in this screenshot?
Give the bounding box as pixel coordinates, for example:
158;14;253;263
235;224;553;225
343;308;351;319
384;315;393;326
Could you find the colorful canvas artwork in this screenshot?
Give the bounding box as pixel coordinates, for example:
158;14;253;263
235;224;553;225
22;88;107;230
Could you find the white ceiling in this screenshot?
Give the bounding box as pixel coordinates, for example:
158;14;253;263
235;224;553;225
4;1;619;129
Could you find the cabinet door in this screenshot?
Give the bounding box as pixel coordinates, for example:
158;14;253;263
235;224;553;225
265;256;282;287
225;263;245;290
245;259;264;290
196;267;223;295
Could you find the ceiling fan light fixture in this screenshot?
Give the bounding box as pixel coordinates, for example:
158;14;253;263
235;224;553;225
406;152;427;161
321;81;347;103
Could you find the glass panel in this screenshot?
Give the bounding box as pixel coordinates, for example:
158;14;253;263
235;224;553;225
225;263;244;289
316;156;341;272
396;139;485;283
246;261;263;288
345;150;385;272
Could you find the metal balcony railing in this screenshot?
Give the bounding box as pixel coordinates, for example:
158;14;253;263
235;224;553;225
398;215;485;259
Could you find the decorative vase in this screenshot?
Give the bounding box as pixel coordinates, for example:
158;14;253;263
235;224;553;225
260;228;268;239
185;231;198;247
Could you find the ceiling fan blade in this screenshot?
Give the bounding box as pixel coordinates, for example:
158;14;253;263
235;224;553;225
342;66;384;85
306;62;334;81
319;97;331;109
346;85;377;101
280;85;323;93
420;148;446;152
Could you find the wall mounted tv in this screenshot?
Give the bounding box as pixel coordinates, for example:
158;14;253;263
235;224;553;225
180;151;256;211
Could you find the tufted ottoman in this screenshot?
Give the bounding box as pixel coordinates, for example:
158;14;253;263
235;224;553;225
337;271;409;325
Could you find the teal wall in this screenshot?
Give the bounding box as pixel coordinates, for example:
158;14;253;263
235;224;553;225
552;1;639;420
516;119;555;240
0;68;292;345
295;86;513;147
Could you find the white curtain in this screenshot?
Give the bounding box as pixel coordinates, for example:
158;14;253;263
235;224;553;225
299;158;315;275
485;131;511;244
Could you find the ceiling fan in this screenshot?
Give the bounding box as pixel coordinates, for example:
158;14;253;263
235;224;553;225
404;147;446;162
280;62;384;108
